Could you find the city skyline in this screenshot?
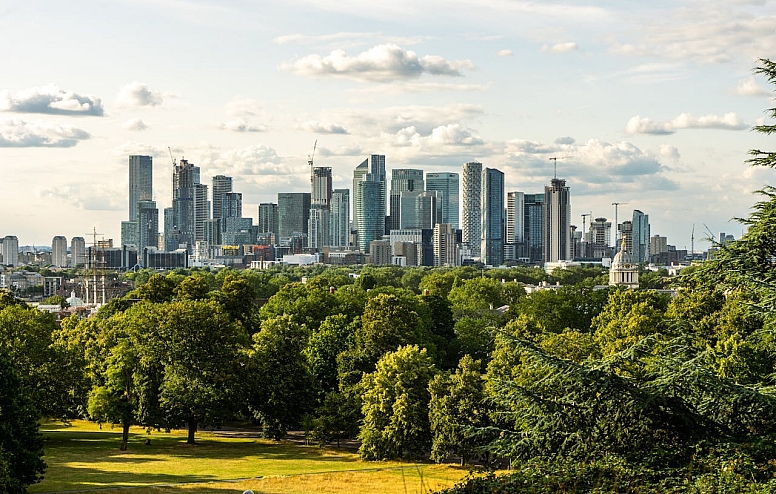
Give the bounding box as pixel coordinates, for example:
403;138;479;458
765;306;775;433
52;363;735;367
1;1;775;247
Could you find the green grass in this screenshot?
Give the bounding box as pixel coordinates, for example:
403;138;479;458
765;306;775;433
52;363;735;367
31;421;467;493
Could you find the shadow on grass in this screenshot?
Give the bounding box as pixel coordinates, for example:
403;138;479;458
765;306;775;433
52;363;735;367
32;466;223;493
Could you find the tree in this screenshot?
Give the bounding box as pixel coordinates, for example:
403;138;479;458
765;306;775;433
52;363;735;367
359;345;437;460
592;289;670;357
134;273;175;303
174;275;211;301
305;314;356;396
153;299;247;444
248;315;315;440
41;294;69;308
312;391;360;448
429;355;488;465
0;351;46;493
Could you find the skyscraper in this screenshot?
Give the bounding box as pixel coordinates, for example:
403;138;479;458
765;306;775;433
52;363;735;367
211;175;233;223
258;203;279;237
632;209;650;264
169;158;201;252
433;223;457;267
329;189;350;248
506;191;525;245
389;169;424;231
353;155;386;250
523;194;544;262
71;237;86;267
128;155;153;222
462;162;482;255
137;200;159;253
481;168;504;266
278;192;311;241
1;236;18;267
426;172;459;230
193;183;210;242
543;178;571;262
309;167;333;250
52;235;68;267
588;217;612;259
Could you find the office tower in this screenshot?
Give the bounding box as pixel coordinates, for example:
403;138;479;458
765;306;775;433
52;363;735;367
258;203;279;237
163;207;174;250
506;192;525;261
169;158;201;252
2;236;18;266
650;235;668;258
137;200;159;253
415;191;439;230
212;175;233;223
523;194;544;262
390;169;424;231
462;162;482;255
632;210;650;264
71;237;85;267
589;217;612;259
369;239;392;265
278;192;311;242
193;183;210;242
128;155;153;222
618;220;634;255
426;172;459;230
481;168;504;266
309;167;333;250
203;219;220;246
543;178;571;262
352;155;386;234
222;192;242;220
433;223;457;267
329;189;350;248
121;221;138;247
356;179;384;252
52;235;67;267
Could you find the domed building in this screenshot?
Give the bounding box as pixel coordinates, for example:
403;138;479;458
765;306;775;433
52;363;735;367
609;236;639;288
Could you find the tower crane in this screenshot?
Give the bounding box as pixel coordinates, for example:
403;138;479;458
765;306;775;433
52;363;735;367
168;146;177;167
548;156;568;179
581;212;592;236
308;139;317;186
612;202;629;249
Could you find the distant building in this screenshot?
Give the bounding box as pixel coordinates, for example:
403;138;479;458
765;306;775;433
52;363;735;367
462;162;482;255
523;194;544;262
211;175;233;223
481;167;504;266
588;217;612;259
390;169;424;231
258;203;279;239
426;172;459;230
51;235;68;267
2;236;19;267
433;223;457;267
632;210;650;264
329;189;350;248
309;167;333;251
128;155;153;222
278;192;311;244
543;178;571;262
353;155;386;252
71;237;86;267
369;239;392;265
505;191;525;260
609;238;639;288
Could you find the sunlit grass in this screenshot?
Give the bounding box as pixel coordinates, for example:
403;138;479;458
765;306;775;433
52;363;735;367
31;420;468;493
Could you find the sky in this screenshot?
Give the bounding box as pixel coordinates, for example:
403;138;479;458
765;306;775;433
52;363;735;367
1;0;775;251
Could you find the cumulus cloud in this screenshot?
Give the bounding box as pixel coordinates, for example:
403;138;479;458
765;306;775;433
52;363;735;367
317;145;365;157
0;118;90;147
543;42;578;53
218;119;267;132
497;49;514;57
735;77;771;97
626;113;748;135
0;84;103;116
224;97;264;117
122;117;147;131
299;120;349;134
116;82;164;108
281;44;474;82
383;124;483;148
555;136;575;145
37;183;124;211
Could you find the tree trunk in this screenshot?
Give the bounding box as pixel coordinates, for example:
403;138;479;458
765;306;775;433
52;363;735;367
120;420;130;451
187;418;197;444
460;455;465;467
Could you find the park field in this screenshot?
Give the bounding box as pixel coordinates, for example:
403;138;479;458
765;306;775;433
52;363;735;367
30;421;468;494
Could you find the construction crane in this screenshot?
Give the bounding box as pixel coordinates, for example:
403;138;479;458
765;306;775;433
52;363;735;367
581;212;592;236
691;224;695;256
548;156;568;179
308;139;318;186
612;202;629;249
168;146;177;167
84;227;105;305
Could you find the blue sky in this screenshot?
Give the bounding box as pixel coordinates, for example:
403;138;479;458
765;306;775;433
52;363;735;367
1;0;775;249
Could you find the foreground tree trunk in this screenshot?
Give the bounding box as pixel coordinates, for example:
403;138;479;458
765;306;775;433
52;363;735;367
120;420;130;451
187;418;197;444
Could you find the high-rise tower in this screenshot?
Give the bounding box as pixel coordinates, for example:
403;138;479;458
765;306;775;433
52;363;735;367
309;167;333;250
462;162;482;255
481;168;504;266
543;178;571;262
389;169;424;231
353;155;386;251
426;172;459;230
212;175;233;225
70;237;86;267
52;235;68;267
632;209;650;264
168;158;201;252
128;155;153;222
329;189;350;247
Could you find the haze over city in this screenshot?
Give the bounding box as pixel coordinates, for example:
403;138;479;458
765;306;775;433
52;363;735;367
2;0;775;248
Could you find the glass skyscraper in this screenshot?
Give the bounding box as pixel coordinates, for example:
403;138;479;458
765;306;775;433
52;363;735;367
481;167;504;266
462;162;482;255
128;155;152;222
426;172;459;230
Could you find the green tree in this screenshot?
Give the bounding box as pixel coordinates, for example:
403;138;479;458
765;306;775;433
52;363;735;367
174;275;211;301
312;391;361;448
305;314;356;396
153;299;247;444
592;289;670;357
41;294;69;308
0;350;46;493
429;355;488;465
359;345;437;460
134;273;176;303
248;315;315;440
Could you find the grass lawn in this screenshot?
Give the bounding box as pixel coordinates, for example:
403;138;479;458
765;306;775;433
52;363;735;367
31;421;468;494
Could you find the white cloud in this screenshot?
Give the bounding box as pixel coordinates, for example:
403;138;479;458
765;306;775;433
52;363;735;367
626;113;748;135
735;77;771;97
37;183;124;211
299;120;349;134
122;117;148;131
218;119;267;132
544;42;578;53
112;141;165;158
116;82;164;108
497;49;514;57
281;44;474;82
0;118;90;147
0;84;103;116
382;124;483;148
274;32;423;47
224;97;264;118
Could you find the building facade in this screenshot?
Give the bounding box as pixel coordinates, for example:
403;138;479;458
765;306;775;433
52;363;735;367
462;161;482;256
52;235;68;267
278;192;311;242
128;155;153;222
211;175;233;223
543;178;571;263
329;189;350;248
632;209;650;264
426;172;459;230
389;169;424;231
481;168;504;266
